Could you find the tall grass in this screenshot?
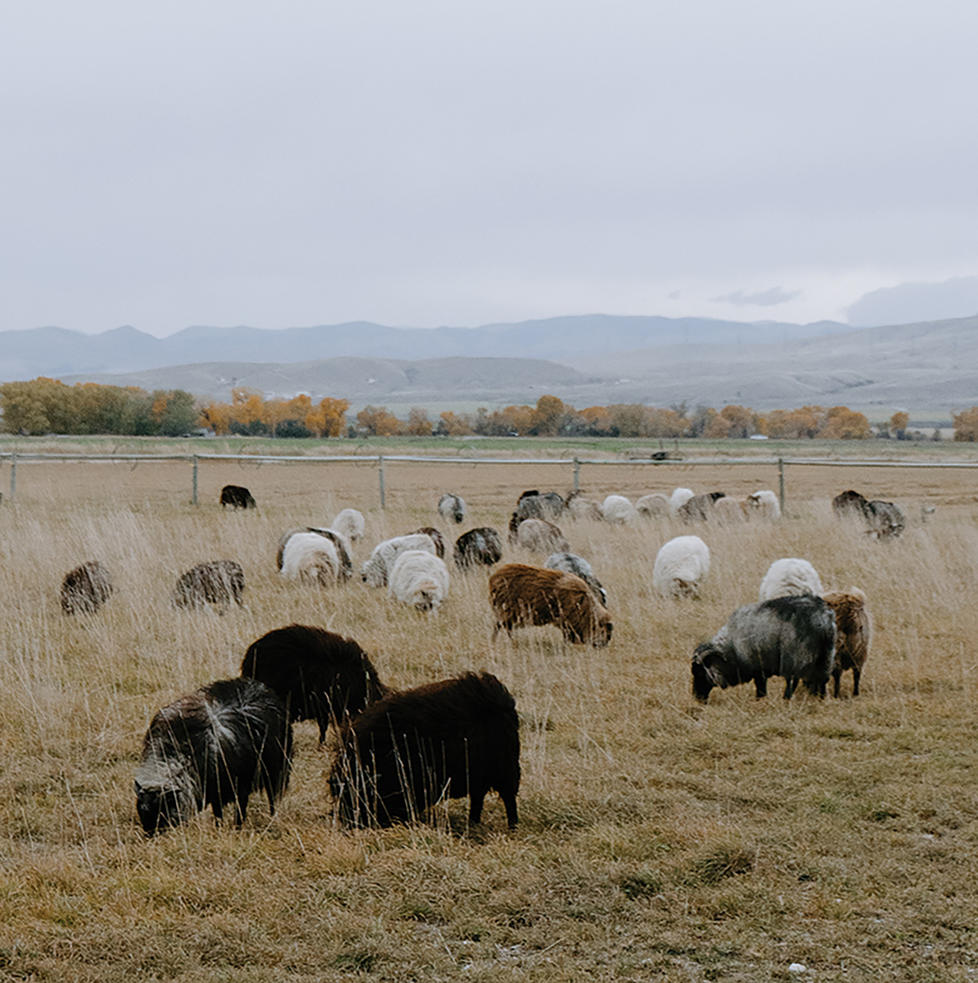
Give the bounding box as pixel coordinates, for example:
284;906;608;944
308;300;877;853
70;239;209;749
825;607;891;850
1;465;977;981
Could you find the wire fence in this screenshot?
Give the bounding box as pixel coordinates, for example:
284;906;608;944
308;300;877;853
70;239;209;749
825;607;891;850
2;451;977;511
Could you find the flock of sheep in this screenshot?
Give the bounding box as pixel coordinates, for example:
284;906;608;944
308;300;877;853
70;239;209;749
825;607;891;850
57;481;898;835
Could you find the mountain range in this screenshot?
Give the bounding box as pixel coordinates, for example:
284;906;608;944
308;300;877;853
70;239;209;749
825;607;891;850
2;314;976;417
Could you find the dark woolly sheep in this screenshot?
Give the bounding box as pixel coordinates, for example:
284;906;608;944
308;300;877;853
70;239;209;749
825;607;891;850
677;491;726;523
544;551;607;605
173;560;244;611
276;527;353;578
489;563;612;647
832;490;905;539
60;560;113;615
220;484;257;509
329;671;520;829
454;527;503;569
515;491;565;520
134;677;292;835
437;493;467;524
241;624;387;742
414;526;446;560
823;588;872;697
692;594;836;703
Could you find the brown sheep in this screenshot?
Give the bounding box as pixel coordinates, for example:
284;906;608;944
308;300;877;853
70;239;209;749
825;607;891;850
822;588;872;697
489;563;612;647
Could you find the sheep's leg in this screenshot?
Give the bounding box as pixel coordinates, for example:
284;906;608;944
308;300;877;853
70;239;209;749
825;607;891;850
500;789;519;829
468;790;485;825
753;675;768;698
852;666;861;697
783;677;798;700
832;667;842;698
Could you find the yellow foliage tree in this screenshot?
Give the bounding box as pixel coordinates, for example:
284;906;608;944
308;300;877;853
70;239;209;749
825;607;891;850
952;407;978;441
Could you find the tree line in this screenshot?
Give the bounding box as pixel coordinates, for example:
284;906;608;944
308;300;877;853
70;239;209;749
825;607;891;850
3;377;978;441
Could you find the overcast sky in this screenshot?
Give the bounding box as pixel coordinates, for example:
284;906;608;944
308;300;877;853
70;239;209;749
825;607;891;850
3;1;977;337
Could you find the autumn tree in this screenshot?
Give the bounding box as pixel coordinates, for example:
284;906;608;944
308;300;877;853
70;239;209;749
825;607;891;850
306;397;349;437
530;395;573;436
819;406;871;440
889;411;910;439
952;407;978;441
356;405;401;436
719;404;756;438
405;407;433;436
435;411;473;436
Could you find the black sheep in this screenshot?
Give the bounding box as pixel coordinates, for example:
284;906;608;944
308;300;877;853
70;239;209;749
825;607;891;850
453;527;503;569
60;560;113;615
220;484;257;509
330;671;520;829
134;677;292;835
241;624;387;741
173;560;245;611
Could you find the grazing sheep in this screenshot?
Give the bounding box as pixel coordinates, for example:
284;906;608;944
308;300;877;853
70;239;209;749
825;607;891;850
745;489;781;520
489;563;612;646
832;490;905;539
669;487;695;515
515;491;565;520
329;671;520;829
454;527;503;569
173;560;244;611
713;496;747;524
636;493;670;518
653;535;711;598
544;551;607;605
822;588;872;697
220;484;257;509
601;494;639;524
414;526;446;559
388;550;451;612
509;516;570;553
758;558;823;602
692;595;837;703
241;624;387;741
361;533;437;587
276;527;353;578
331;508;365;542
564;490;603;520
60;560;113;615
281;532;342;586
437;493;467;524
135;677;292;835
677;491;726;523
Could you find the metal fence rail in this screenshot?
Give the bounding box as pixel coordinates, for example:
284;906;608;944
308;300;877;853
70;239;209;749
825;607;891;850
2;451;977;510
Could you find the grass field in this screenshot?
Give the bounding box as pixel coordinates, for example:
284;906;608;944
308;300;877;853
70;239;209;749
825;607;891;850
2;445;978;981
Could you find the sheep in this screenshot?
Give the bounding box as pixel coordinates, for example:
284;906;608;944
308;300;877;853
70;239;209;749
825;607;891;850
454;527;503;569
388;550;450;612
414;526;446;559
437;493;467;524
173;560;244;611
832;490;905;539
489;563;612;647
745;489;781;520
60;560;113;615
276;527;353;578
220;484;257;509
134;677;292;835
713;496;747;524
515;491;564;520
669;487;695;515
280;532;342;586
329;671;520;829
653;535;710;598
564;490;603;520
758;558;823;602
691;594;837;703
544;551;607;605
822;588;872;697
509;516;570;553
241;624;387;741
361;533;437;587
331;508;365;542
636;493;670;518
677;491;726;523
600;494;639;523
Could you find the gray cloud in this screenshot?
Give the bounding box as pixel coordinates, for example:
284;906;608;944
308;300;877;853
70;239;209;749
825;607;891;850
846;276;978;326
710;287;802;307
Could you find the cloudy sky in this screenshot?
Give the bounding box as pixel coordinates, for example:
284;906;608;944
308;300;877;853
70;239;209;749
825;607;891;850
3;1;977;337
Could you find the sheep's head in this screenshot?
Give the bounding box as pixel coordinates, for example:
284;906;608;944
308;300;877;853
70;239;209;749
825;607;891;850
691;643;728;703
134;780;195;835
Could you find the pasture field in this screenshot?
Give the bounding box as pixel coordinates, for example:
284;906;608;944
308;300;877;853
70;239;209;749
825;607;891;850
2;454;978;981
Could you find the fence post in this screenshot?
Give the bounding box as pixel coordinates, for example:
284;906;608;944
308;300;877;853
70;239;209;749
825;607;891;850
378;455;386;509
573;457;581;493
778;457;785;515
192;455;198;505
9;454;17;501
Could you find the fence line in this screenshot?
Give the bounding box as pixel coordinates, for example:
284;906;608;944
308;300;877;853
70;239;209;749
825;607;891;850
2;451;977;510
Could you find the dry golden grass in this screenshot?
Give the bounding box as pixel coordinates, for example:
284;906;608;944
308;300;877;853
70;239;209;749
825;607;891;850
2;454;978;981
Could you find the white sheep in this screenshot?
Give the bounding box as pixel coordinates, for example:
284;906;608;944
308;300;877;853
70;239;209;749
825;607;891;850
281;532;341;586
745;490;781;521
713;496;747;524
600;494;639;523
331;508;365;542
388;550;450;612
669;487;695;515
636;493;670;518
653;535;711;598
361;533;437;587
758;558;823;601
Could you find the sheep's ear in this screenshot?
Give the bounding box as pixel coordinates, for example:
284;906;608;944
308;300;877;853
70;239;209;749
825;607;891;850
697;650;726;688
133;780;142;794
